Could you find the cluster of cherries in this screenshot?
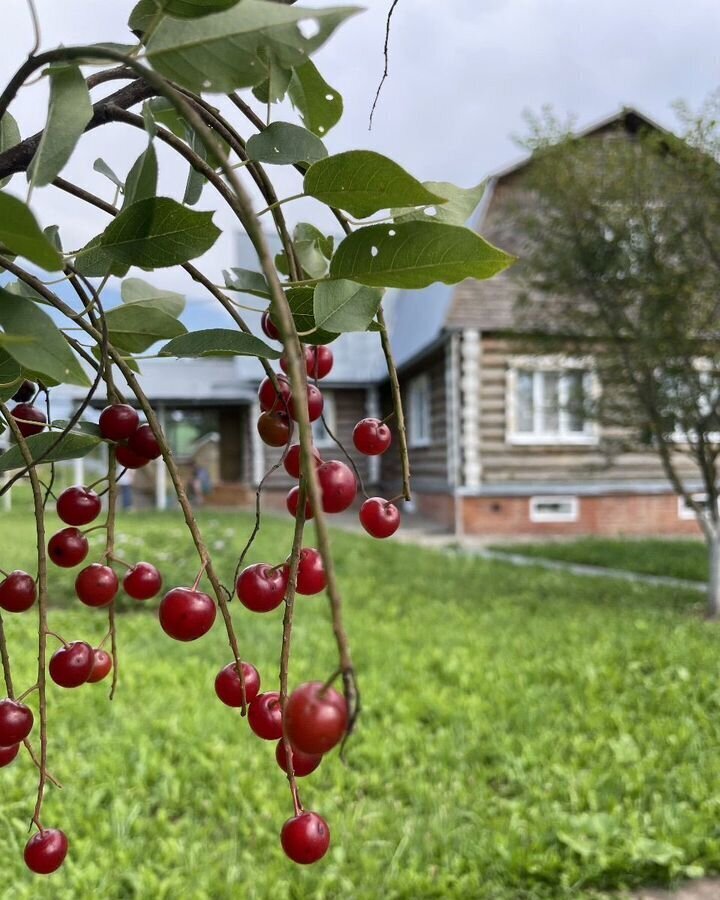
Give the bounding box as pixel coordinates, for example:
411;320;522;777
259;314;401;540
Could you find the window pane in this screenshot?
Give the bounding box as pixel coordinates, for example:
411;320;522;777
541;372;560;433
565;370;586;432
515;370;534;432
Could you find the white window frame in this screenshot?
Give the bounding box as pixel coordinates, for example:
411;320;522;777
677;493;709;521
666;358;720;445
408;373;431;448
529;495;580;523
311;391;336;449
507;355;598;446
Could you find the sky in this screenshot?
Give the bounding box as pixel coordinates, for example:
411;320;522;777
1;0;719;306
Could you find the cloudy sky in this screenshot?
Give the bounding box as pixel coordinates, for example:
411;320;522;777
1;0;719;304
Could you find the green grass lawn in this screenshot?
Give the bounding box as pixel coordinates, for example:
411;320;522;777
489;537;708;583
1;504;719;899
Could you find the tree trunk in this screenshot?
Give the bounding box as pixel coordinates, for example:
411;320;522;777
706;530;720;619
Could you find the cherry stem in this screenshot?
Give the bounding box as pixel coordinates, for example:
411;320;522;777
83;523;109;535
86;474;108;491
387;495;404;506
98;629;111;650
319;668;341;697
191;560;208;592
16;683;39;703
382;410;396;425
377;305;412;502
0;568;8;579
108;554;132;571
45;631;68;648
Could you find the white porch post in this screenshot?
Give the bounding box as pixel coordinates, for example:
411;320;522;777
1;476;11;512
365;386;381;485
251;401;264;487
460;329;481;489
155;404;168;510
73;455;84;488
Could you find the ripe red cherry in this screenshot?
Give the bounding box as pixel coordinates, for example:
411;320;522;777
307;346;333;380
86;649;113;684
123;562;162;600
258;374;291;413
288;384;324;423
99;403;139;442
11;380;35;403
24;828;68;875
11;403;46;438
49;641;94;688
257;411;293;447
48;528;89;568
0;570;36;613
279;347;310;376
56;486;102;526
287;548;326;596
353;418;392;456
247;691;283;740
116;444;151;469
285;681;348;755
275;740;322;777
283;443;322;479
317;460;357;513
286;486;313;520
359;497;401;539
0;699;34;745
214;661;261;707
0;742;19;768
128;424;161;460
159;587;216;641
281;812;330;865
75;564;118;608
236;563;287;613
261;311;280;341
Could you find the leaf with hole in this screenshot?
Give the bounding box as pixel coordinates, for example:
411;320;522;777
393;181;486;226
288;60;343;137
0;192;63;271
28;64;93;188
104;304;188;354
121;278;186;317
0;431;102;474
246;122;327;166
329;222;515;289
222;268;270;298
313;280;383;333
304;151;445;219
160;329;282;359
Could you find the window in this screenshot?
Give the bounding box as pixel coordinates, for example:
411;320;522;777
677;493;711;521
408;374;431;447
311;392;336;449
508;357;596;444
529;496;579;523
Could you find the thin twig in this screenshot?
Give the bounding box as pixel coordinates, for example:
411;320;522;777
369;0;402;130
377;305;411;501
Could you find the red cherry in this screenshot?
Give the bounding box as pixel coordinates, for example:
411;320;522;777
48;528;89;568
49;641;94;688
258;374;291;413
99;404;139;442
279;347;311;376
11;380;35;404
116;444;151;469
0;570;36;613
353;418;392;456
247;691;283;740
288;384;324;423
286;486;313;520
0;742;19;768
281;812;330;865
275;740;322;777
75;564;118;608
257;410;293;447
317;460;357;514
283;443;322;479
159;587;216;641
359;498;401;539
123;562;162;600
286;548;326;596
214;661;261;707
307;346;333;380
56;486;102;526
24;828;68;875
0;699;33;745
86;649;113;684
11;403;46;438
128;424;161;460
285;681;348;755
236;563;287;613
261;311;280;341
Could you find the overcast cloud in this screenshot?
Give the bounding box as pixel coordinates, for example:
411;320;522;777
2;0;719;301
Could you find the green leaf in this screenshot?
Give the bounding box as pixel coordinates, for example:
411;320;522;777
251;58;292;105
0;430;101;474
289;60;343;137
246;122;327;166
93;158;124;191
74;235;130;279
0;348;22;402
104;303;187;353
121;278;186;317
146;1;360;93
329;222;515;289
0;288;89;386
0;192;63;271
314;279;383;332
222;268;270;298
291;223;333;279
160;329;281;359
130;0;244;29
123;144;158;209
283;287;338;345
393;181;486;226
0;113;21;188
304;151;445;219
99;197;220;269
28;64;93;188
